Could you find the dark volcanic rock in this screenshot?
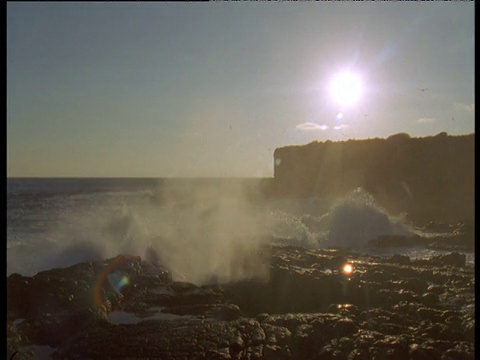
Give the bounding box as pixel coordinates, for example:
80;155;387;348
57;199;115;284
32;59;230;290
7;247;475;359
431;253;466;268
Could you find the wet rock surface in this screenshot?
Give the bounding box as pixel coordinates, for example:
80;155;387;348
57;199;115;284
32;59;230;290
7;247;475;359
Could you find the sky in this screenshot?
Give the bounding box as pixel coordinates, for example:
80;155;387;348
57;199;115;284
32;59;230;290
7;2;475;178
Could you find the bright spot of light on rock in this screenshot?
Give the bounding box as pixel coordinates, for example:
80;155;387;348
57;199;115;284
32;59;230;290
343;264;353;275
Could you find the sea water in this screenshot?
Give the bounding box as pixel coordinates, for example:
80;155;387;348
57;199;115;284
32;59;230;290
7;178;474;284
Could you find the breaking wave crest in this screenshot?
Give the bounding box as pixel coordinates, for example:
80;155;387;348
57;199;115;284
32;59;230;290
270;188;414;248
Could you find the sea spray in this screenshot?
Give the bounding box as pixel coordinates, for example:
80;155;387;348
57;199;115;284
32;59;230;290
9;179;272;285
6;180;450;280
269;188;414;248
137;179;272;284
321;188;413;247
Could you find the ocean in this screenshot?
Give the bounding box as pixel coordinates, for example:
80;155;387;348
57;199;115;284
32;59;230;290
7;177;474;284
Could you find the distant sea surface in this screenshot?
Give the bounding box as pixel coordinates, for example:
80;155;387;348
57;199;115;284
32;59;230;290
7;177;474;282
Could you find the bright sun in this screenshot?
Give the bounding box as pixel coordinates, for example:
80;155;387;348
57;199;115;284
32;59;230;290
330;71;363;107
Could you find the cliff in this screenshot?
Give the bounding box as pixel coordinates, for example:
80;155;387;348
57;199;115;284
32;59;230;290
271;132;474;226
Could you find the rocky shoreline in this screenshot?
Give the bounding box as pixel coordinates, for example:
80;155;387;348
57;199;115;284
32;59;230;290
7;245;475;360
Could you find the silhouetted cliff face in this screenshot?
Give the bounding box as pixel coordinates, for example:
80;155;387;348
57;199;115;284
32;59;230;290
272;133;474;225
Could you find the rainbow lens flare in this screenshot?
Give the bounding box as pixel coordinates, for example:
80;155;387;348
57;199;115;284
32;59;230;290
93;255;136;310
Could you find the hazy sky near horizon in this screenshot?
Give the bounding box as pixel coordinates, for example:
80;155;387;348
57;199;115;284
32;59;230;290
7;2;474;177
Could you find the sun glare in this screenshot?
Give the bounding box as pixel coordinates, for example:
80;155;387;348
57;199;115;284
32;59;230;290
330;71;363;107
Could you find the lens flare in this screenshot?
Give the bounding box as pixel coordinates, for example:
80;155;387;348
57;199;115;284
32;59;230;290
108;272;130;293
93;255;136;310
343;263;353;275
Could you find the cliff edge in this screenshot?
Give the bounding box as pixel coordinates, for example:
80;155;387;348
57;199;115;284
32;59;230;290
271;132;474;226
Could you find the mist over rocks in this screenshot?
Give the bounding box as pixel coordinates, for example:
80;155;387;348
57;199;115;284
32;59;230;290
270;133;474;226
